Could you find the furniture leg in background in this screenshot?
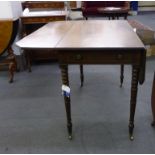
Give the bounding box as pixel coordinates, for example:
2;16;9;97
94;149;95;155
8;47;18;83
0;47;17;83
151;72;155;126
25;50;32;72
120;64;124;87
80;65;84;87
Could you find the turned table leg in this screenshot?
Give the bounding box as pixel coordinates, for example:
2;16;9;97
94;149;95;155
120;64;124;87
80;65;84;87
151;72;155;126
60;64;72;139
129;65;139;140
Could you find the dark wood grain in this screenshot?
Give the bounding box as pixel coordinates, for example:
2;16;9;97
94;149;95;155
22;1;65;10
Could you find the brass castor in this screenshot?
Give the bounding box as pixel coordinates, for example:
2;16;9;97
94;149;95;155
129;134;134;141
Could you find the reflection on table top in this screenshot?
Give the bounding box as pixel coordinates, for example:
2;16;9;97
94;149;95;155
16;20;144;50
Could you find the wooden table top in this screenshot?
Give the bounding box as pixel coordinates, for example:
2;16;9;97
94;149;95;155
16;20;145;50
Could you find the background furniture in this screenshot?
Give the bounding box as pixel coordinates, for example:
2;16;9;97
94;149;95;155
120;20;155;87
21;1;67;72
151;72;155;126
81;1;130;20
129;20;155;57
0;19;18;83
16;20;146;140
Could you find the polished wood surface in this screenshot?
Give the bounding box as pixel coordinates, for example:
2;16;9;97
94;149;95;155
57;20;144;48
0;20;13;56
16;20;146;140
17;21;73;49
17;20;144;49
22;1;65;10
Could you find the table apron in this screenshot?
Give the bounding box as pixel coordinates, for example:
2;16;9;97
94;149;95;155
58;51;142;65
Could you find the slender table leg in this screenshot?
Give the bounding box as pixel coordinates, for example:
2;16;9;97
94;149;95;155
25;50;32;72
27;51;32;72
59;64;72;139
129;65;139;140
80;65;84;87
151;72;155;126
120;64;124;87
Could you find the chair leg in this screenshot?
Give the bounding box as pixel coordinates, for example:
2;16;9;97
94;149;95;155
9;62;16;83
8;47;18;83
25;50;32;72
13;55;18;72
120;64;124;87
80;65;84;87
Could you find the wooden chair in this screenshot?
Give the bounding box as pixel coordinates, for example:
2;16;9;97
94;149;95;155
81;1;130;20
0;19;19;83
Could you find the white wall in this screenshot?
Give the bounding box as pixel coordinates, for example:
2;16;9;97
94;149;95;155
76;1;81;8
0;1;12;19
0;1;22;20
10;1;22;20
